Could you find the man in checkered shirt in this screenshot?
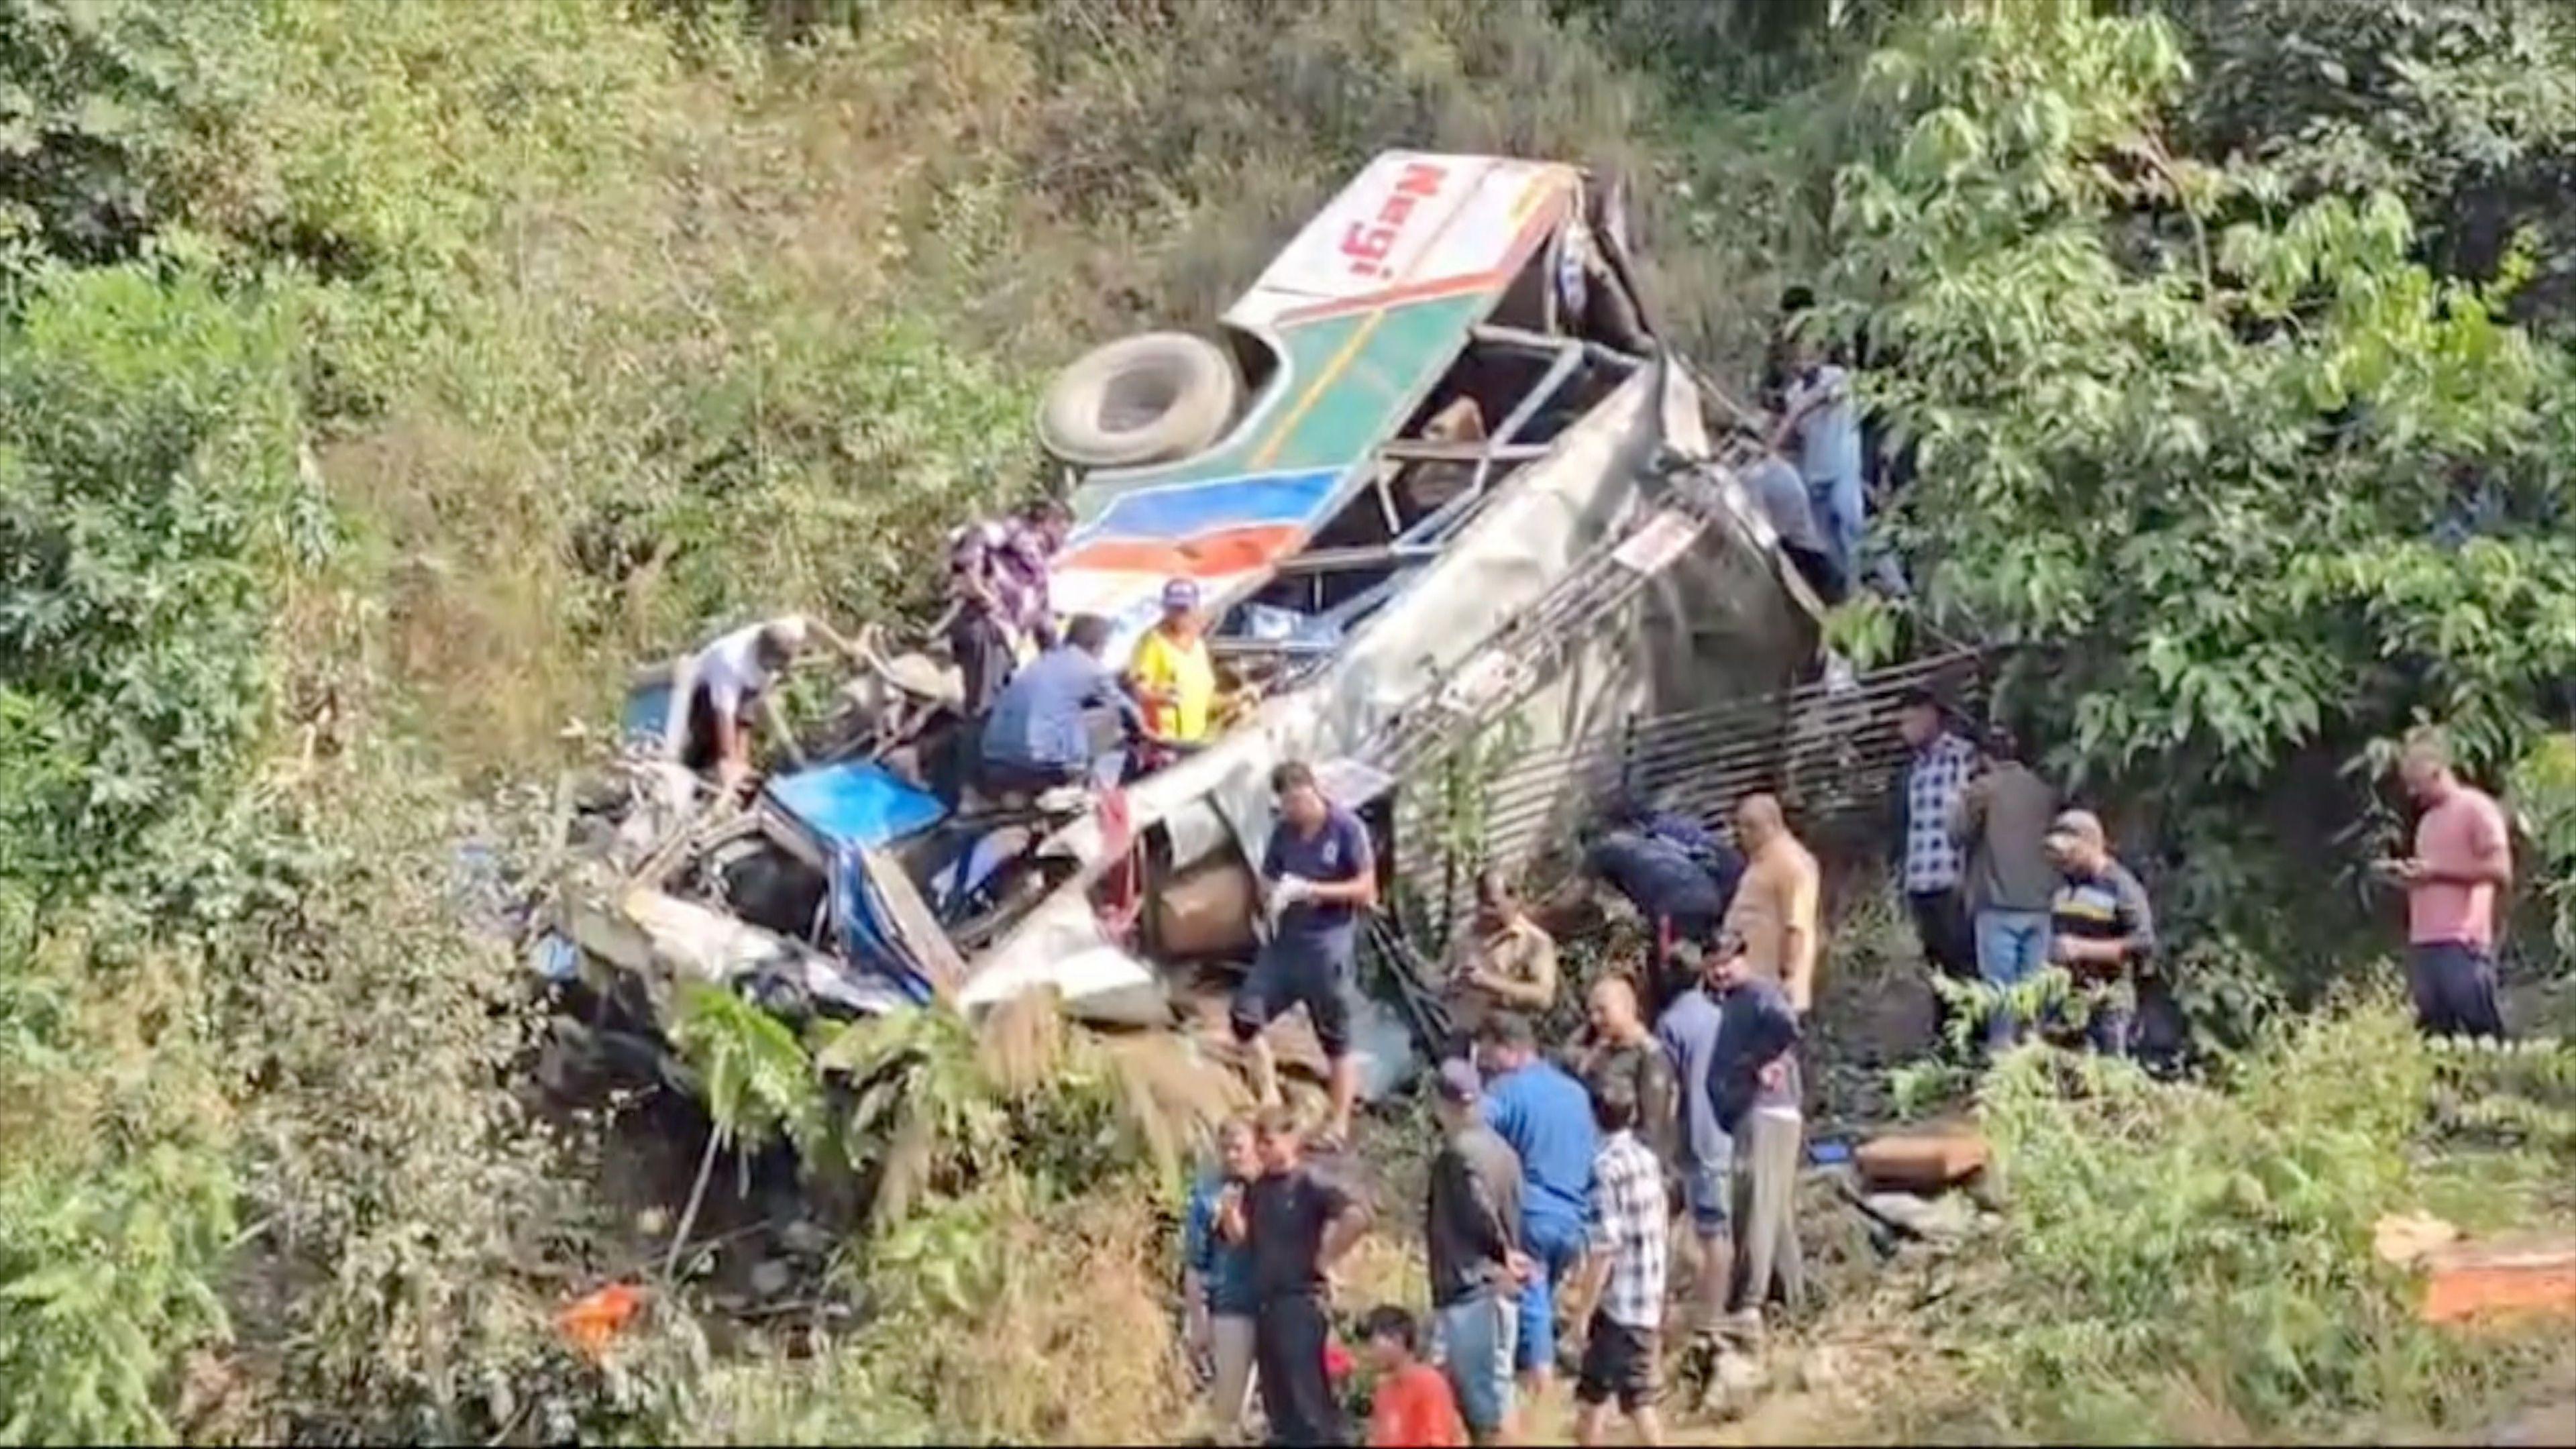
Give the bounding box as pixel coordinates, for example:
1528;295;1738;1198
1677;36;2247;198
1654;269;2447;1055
1895;687;1980;1026
1562;1075;1668;1446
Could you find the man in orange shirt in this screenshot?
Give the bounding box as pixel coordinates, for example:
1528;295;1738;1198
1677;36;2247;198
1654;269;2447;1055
1719;794;1821;1015
2378;727;2514;1040
1361;1305;1467;1448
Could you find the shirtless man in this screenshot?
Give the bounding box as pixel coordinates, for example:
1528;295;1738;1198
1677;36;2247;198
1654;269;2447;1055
1718;794;1821;1015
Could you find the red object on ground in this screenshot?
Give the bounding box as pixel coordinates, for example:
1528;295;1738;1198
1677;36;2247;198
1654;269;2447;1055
2421;1237;2576;1326
556;1283;644;1362
1854;1128;1990;1192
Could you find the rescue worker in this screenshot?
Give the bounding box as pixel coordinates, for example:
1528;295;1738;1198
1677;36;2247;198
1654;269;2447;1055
1126;577;1218;774
669;612;850;789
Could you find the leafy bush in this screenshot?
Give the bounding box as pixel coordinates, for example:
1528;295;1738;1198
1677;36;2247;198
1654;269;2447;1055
0;938;234;1446
0;260;316;900
1939;995;2560;1441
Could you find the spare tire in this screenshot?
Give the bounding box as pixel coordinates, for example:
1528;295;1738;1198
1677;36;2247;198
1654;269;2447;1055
1038;331;1240;468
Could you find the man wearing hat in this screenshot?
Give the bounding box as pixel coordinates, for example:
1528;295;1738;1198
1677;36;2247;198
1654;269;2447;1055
2042;808;2158;1057
1424;1059;1530;1446
1125;576;1218;774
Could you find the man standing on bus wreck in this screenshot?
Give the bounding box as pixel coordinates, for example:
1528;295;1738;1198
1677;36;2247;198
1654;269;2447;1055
1234;761;1379;1150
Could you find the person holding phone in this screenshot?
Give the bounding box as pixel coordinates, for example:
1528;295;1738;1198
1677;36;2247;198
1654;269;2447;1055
2377;727;2513;1040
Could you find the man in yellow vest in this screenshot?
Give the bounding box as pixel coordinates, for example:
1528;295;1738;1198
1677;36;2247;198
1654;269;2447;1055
1126;578;1218;775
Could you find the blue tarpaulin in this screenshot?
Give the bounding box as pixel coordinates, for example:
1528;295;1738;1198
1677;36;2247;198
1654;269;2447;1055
766;760;951;852
624;680;675;751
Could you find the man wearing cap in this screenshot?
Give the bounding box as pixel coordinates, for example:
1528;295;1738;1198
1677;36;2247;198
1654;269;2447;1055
1472;1011;1596;1405
2043;809;2157;1057
1425;1060;1530;1446
1126;577;1218;773
669;612;837;789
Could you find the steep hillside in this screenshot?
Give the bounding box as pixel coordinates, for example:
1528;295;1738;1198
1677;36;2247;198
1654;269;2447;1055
2;0;2571;1442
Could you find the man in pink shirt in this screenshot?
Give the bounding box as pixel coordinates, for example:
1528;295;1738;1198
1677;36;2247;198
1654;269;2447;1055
2377;728;2513;1040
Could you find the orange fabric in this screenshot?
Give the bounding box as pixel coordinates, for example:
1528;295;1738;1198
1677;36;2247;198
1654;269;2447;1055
556;1283;643;1362
1368;1363;1467;1448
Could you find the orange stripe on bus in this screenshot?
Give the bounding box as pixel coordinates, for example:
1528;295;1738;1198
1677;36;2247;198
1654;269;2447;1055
1056;525;1306;579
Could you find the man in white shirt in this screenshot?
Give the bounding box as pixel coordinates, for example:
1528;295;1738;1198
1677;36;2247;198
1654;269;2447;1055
1768;333;1866;590
669;613;830;788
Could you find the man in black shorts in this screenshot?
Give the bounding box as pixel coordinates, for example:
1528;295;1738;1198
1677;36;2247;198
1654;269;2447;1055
1560;1077;1668;1446
1232;761;1377;1148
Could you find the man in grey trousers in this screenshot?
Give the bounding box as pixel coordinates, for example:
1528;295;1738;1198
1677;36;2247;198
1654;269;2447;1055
1706;933;1805;1342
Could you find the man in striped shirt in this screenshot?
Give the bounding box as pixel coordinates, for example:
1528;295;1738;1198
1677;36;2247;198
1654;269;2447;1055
1561;1077;1669;1447
2043;810;2157;1057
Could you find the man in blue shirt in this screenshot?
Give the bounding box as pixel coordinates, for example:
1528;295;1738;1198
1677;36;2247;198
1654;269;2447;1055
1579;796;1740;1016
1473;1010;1596;1403
977;612;1140;796
1231;761;1378;1149
1654;941;1732;1345
1769;331;1866;589
1740;447;1848;604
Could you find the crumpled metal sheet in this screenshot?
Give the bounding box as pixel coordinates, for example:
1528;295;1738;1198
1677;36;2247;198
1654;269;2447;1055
958;352;1817;1020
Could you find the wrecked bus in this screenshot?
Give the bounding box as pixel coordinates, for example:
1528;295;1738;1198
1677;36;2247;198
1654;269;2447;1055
541;151;1822;1090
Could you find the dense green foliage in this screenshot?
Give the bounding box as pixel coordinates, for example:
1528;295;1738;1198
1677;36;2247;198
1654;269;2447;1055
1933;998;2576;1440
1575;0;2575;1000
0;0;2567;1442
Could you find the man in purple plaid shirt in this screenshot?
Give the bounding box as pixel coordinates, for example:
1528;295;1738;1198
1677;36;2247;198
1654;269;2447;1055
946;497;1070;717
1560;1076;1668;1446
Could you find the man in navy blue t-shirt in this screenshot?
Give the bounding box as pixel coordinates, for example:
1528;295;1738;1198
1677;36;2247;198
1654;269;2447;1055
1232;761;1379;1148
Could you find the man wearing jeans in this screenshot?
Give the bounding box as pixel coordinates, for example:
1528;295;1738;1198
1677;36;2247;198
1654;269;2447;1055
1474;1012;1596;1405
1952;730;2058;1047
1424;1061;1529;1446
2381;727;2513;1040
1769;333;1866;588
1654;942;1733;1344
